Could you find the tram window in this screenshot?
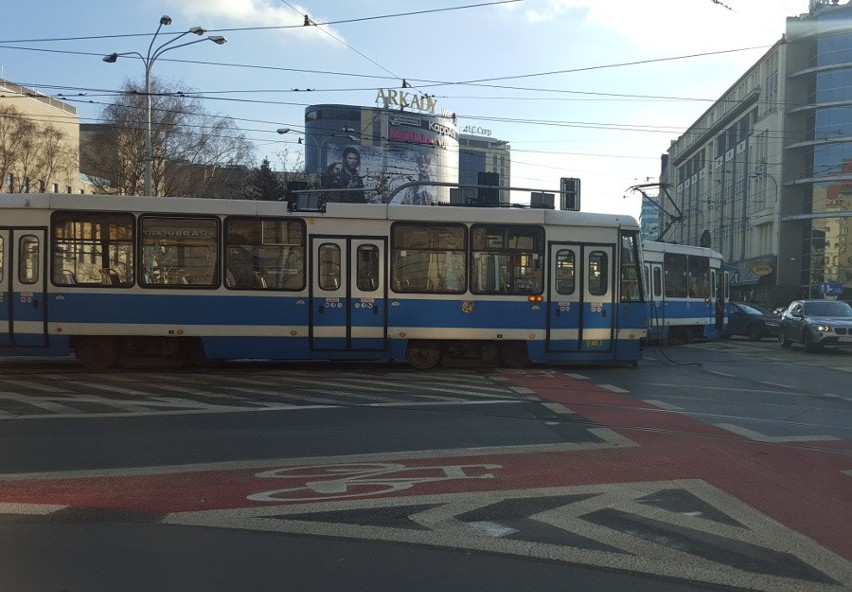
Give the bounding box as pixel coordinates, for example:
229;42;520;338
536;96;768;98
653;267;662;297
0;235;4;283
225;218;305;290
470;224;543;295
588;250;608;296
391;223;466;293
51;212;134;287
688;255;710;298
18;235;39;284
664;253;688;298
141;217;218;287
318;243;341;290
555;250;575;295
356;245;380;291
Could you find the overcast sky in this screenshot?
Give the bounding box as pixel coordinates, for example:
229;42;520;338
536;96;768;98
1;0;810;217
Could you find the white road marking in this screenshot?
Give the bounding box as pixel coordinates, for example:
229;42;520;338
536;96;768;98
714;423;840;443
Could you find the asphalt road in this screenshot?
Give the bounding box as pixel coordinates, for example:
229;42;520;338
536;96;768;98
1;342;850;592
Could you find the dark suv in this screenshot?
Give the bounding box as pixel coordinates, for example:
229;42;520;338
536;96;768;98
779;300;852;352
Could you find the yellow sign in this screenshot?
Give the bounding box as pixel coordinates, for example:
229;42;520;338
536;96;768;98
751;263;774;276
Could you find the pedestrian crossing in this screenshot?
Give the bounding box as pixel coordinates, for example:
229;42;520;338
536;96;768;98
0;369;536;418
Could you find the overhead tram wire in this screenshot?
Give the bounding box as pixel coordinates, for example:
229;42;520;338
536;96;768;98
417;44;774;87
3;43;793;109
0;1;524;44
17;93;802;154
282;0;420;98
7;73;799;127
8;81;804;149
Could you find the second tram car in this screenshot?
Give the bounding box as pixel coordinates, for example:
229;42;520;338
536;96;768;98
0;192;648;369
642;240;728;343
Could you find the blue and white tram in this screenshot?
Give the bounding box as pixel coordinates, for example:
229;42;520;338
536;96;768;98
642;240;728;343
0;193;648;369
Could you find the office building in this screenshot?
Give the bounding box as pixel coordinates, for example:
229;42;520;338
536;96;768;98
663;0;852;305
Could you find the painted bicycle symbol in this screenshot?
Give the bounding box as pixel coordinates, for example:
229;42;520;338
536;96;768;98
247;462;501;503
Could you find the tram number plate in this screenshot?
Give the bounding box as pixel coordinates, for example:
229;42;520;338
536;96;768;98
584;339;603;347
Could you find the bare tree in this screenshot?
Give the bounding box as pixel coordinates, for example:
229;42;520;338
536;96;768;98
274;145;320;189
83;79;254;197
0;104;77;192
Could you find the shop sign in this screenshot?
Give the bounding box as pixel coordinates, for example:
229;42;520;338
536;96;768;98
376;89;437;113
751;262;773;276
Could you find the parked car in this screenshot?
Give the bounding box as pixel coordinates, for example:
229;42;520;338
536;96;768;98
779;299;852;352
723;302;781;340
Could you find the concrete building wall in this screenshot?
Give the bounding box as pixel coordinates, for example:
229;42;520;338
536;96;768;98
0;79;92;194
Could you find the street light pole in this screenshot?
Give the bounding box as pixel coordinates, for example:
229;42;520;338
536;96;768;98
103;16;226;196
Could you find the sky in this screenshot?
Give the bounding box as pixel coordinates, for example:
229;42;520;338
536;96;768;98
0;0;811;218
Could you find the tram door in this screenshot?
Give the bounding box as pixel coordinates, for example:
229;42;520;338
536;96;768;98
649;261;665;329
0;228;48;348
547;243;615;352
309;236;387;352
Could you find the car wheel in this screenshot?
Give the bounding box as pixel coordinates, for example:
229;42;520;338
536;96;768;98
747;324;762;341
779;328;792;348
803;331;820;353
803;329;822;353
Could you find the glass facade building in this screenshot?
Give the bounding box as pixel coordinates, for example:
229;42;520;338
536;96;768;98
786;3;852;300
664;1;852;307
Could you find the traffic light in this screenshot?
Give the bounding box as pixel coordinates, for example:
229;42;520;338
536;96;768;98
561;177;580;211
477;171;499;207
285;181;308;211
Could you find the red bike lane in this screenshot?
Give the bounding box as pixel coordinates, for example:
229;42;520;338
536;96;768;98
1;372;850;563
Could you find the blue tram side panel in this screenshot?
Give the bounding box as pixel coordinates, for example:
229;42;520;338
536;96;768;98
0;192;648;369
641;240;728;343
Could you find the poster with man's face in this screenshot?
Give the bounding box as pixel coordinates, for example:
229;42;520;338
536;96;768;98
321;143;438;203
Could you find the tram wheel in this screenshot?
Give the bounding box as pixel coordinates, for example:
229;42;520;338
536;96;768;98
499;341;530;369
75;337;120;370
405;340;441;370
185;339;223;369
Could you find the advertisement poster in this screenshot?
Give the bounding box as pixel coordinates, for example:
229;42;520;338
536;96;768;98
311;108;457;205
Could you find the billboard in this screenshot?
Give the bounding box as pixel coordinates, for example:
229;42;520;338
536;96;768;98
306;104;458;204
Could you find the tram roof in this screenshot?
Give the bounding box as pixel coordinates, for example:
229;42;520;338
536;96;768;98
1;193;639;230
643;239;723;259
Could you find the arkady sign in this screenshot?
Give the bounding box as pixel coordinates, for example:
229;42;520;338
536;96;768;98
376;89;437;113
